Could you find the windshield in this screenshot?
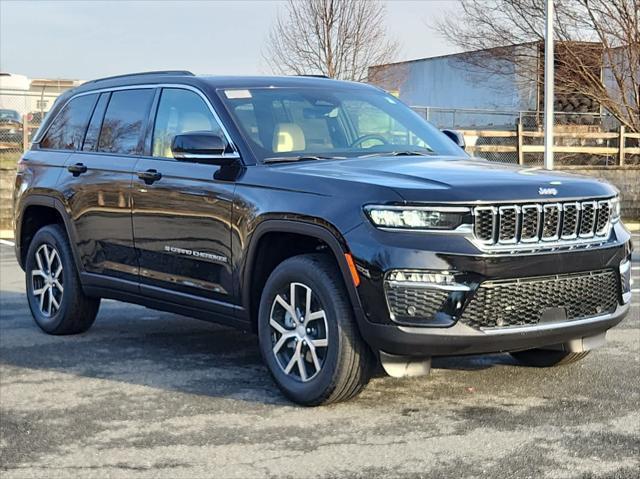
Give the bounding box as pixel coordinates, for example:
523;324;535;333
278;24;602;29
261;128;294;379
218;86;466;162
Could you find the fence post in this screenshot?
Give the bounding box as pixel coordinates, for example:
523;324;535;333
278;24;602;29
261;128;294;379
618;125;625;166
517;122;524;165
22;114;29;153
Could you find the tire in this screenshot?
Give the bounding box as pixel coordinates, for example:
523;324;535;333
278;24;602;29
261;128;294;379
25;224;100;335
510;349;590;367
257;254;373;406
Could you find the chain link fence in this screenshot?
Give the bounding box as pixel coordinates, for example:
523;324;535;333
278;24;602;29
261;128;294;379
0;90;60;164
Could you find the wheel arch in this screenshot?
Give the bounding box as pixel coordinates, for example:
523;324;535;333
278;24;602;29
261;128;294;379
17;195;82;273
242;219;365;331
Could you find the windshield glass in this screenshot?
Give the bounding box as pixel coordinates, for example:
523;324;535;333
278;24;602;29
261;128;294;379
217;86;466;162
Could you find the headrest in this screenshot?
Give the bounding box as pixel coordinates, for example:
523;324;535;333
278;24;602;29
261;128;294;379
273;123;305;152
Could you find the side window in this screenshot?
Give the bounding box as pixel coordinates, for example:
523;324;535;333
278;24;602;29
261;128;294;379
152;88;225;158
98;89;154;155
82;93;110;151
40;94;97;150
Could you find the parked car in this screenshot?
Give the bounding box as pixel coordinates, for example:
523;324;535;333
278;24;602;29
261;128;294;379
0;108;23;146
13;71;633;405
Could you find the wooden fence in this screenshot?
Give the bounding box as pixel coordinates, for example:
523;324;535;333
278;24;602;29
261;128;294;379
462;125;640;166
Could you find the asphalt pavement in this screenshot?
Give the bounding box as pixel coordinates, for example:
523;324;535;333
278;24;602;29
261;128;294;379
1;239;639;479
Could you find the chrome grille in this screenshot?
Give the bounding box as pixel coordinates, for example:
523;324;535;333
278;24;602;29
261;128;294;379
498;206;518;243
542;203;560;240
596;201;611;234
472;199;614;252
520;205;540;242
561;203;579;239
474;207;496;243
579;201;597;237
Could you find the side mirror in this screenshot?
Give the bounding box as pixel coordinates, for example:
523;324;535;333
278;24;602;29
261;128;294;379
441;129;466;150
171;132;237;165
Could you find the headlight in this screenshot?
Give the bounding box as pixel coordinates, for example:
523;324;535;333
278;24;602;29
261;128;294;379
365;205;470;230
611;196;621;223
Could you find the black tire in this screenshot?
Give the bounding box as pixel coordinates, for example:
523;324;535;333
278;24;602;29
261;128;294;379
25;224;100;335
257;254;373;406
510;349;590;367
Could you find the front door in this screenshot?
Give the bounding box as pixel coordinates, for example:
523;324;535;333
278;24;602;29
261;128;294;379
131;87;237;310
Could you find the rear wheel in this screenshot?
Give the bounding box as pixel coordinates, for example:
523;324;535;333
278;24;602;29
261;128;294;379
25;224;100;335
510;349;590;367
258;254;372;406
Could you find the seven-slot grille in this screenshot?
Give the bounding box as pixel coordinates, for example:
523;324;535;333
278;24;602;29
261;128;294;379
473;199;613;250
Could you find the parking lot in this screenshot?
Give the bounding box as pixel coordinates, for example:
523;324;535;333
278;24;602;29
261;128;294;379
0;239;638;479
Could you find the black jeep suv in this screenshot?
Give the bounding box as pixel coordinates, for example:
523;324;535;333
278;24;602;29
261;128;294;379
13;71;633;405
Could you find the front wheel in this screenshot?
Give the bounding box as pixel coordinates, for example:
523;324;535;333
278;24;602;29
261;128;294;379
510;349;590;367
258;254;372;406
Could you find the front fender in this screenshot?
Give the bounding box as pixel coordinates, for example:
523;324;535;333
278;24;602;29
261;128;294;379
240;217;367;328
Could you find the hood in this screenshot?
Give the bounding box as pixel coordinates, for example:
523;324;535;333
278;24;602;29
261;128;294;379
273;155;617;203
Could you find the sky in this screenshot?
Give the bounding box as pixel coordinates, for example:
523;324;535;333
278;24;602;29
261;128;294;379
0;0;459;80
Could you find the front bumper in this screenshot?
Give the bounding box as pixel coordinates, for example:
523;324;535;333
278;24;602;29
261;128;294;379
345;220;633;357
360;303;629;356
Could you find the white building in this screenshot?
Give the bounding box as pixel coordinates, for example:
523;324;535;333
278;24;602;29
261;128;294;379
0;73;83;117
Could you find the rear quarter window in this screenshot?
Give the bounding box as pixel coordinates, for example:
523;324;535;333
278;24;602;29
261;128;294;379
40;94;98;150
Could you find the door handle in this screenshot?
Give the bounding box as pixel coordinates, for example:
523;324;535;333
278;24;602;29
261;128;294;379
67;163;88;176
137;169;162;185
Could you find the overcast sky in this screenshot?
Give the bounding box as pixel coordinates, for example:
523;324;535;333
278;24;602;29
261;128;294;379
0;0;459;80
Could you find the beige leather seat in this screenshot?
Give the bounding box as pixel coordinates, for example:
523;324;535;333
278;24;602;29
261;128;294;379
273;123;305;152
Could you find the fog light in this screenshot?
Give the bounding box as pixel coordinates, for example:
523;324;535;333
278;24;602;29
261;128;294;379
386;270;470;292
620;259;632;304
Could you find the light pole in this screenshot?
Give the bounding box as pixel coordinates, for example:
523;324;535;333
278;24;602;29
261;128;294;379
544;0;554;169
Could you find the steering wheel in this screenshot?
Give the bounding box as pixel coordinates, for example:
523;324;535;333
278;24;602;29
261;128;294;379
349;134;390;148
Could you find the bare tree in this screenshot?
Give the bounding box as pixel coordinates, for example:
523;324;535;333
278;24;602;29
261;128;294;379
434;0;640;131
264;0;398;82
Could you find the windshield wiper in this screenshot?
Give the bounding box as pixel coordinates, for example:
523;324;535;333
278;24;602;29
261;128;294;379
358;150;436;158
264;155;344;164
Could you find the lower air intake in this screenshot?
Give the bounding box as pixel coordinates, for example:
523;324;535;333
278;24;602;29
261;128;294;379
460;270;619;330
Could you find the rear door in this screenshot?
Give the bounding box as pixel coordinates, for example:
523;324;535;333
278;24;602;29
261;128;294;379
56;88;155;283
131;87;237;310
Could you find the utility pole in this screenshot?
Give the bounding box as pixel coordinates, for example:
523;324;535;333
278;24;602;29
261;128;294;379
544;0;554;169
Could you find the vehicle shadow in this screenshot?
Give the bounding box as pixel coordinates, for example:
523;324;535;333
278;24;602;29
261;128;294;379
1;290;516;405
0;290;292;406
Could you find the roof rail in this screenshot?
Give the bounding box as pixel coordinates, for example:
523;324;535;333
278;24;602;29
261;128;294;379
295;74;330;79
84;70;195;85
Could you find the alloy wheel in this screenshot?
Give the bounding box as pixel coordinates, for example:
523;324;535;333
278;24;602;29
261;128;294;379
31;243;64;317
269;282;329;382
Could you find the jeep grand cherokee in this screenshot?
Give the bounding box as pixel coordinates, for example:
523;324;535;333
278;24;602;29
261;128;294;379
13;71;633;405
